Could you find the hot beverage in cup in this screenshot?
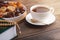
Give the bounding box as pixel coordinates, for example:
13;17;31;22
32;7;49;13
30;5;54;21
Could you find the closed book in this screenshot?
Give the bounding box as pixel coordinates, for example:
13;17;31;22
0;25;17;40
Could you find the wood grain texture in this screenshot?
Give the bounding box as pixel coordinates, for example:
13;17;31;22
21;28;60;40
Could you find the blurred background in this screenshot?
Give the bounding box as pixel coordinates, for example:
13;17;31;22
20;0;60;15
0;0;60;15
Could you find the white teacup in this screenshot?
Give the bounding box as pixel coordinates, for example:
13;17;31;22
30;5;54;21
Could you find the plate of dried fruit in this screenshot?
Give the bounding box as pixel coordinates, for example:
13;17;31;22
0;1;27;22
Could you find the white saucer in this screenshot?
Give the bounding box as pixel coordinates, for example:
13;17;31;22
26;13;56;25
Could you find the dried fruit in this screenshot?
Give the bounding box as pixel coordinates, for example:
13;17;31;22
7;6;16;12
0;6;7;12
0;1;25;18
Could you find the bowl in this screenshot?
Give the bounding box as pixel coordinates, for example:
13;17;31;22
2;1;27;22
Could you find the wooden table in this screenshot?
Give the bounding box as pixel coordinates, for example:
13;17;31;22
11;0;60;40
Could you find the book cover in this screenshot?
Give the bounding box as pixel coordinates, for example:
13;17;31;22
0;25;17;40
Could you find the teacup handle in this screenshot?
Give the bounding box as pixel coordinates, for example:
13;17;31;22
50;7;54;14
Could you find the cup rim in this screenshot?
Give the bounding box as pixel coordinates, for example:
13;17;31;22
30;5;53;14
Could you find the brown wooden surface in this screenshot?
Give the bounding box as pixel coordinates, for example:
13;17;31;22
12;14;60;40
3;0;60;40
20;28;60;40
